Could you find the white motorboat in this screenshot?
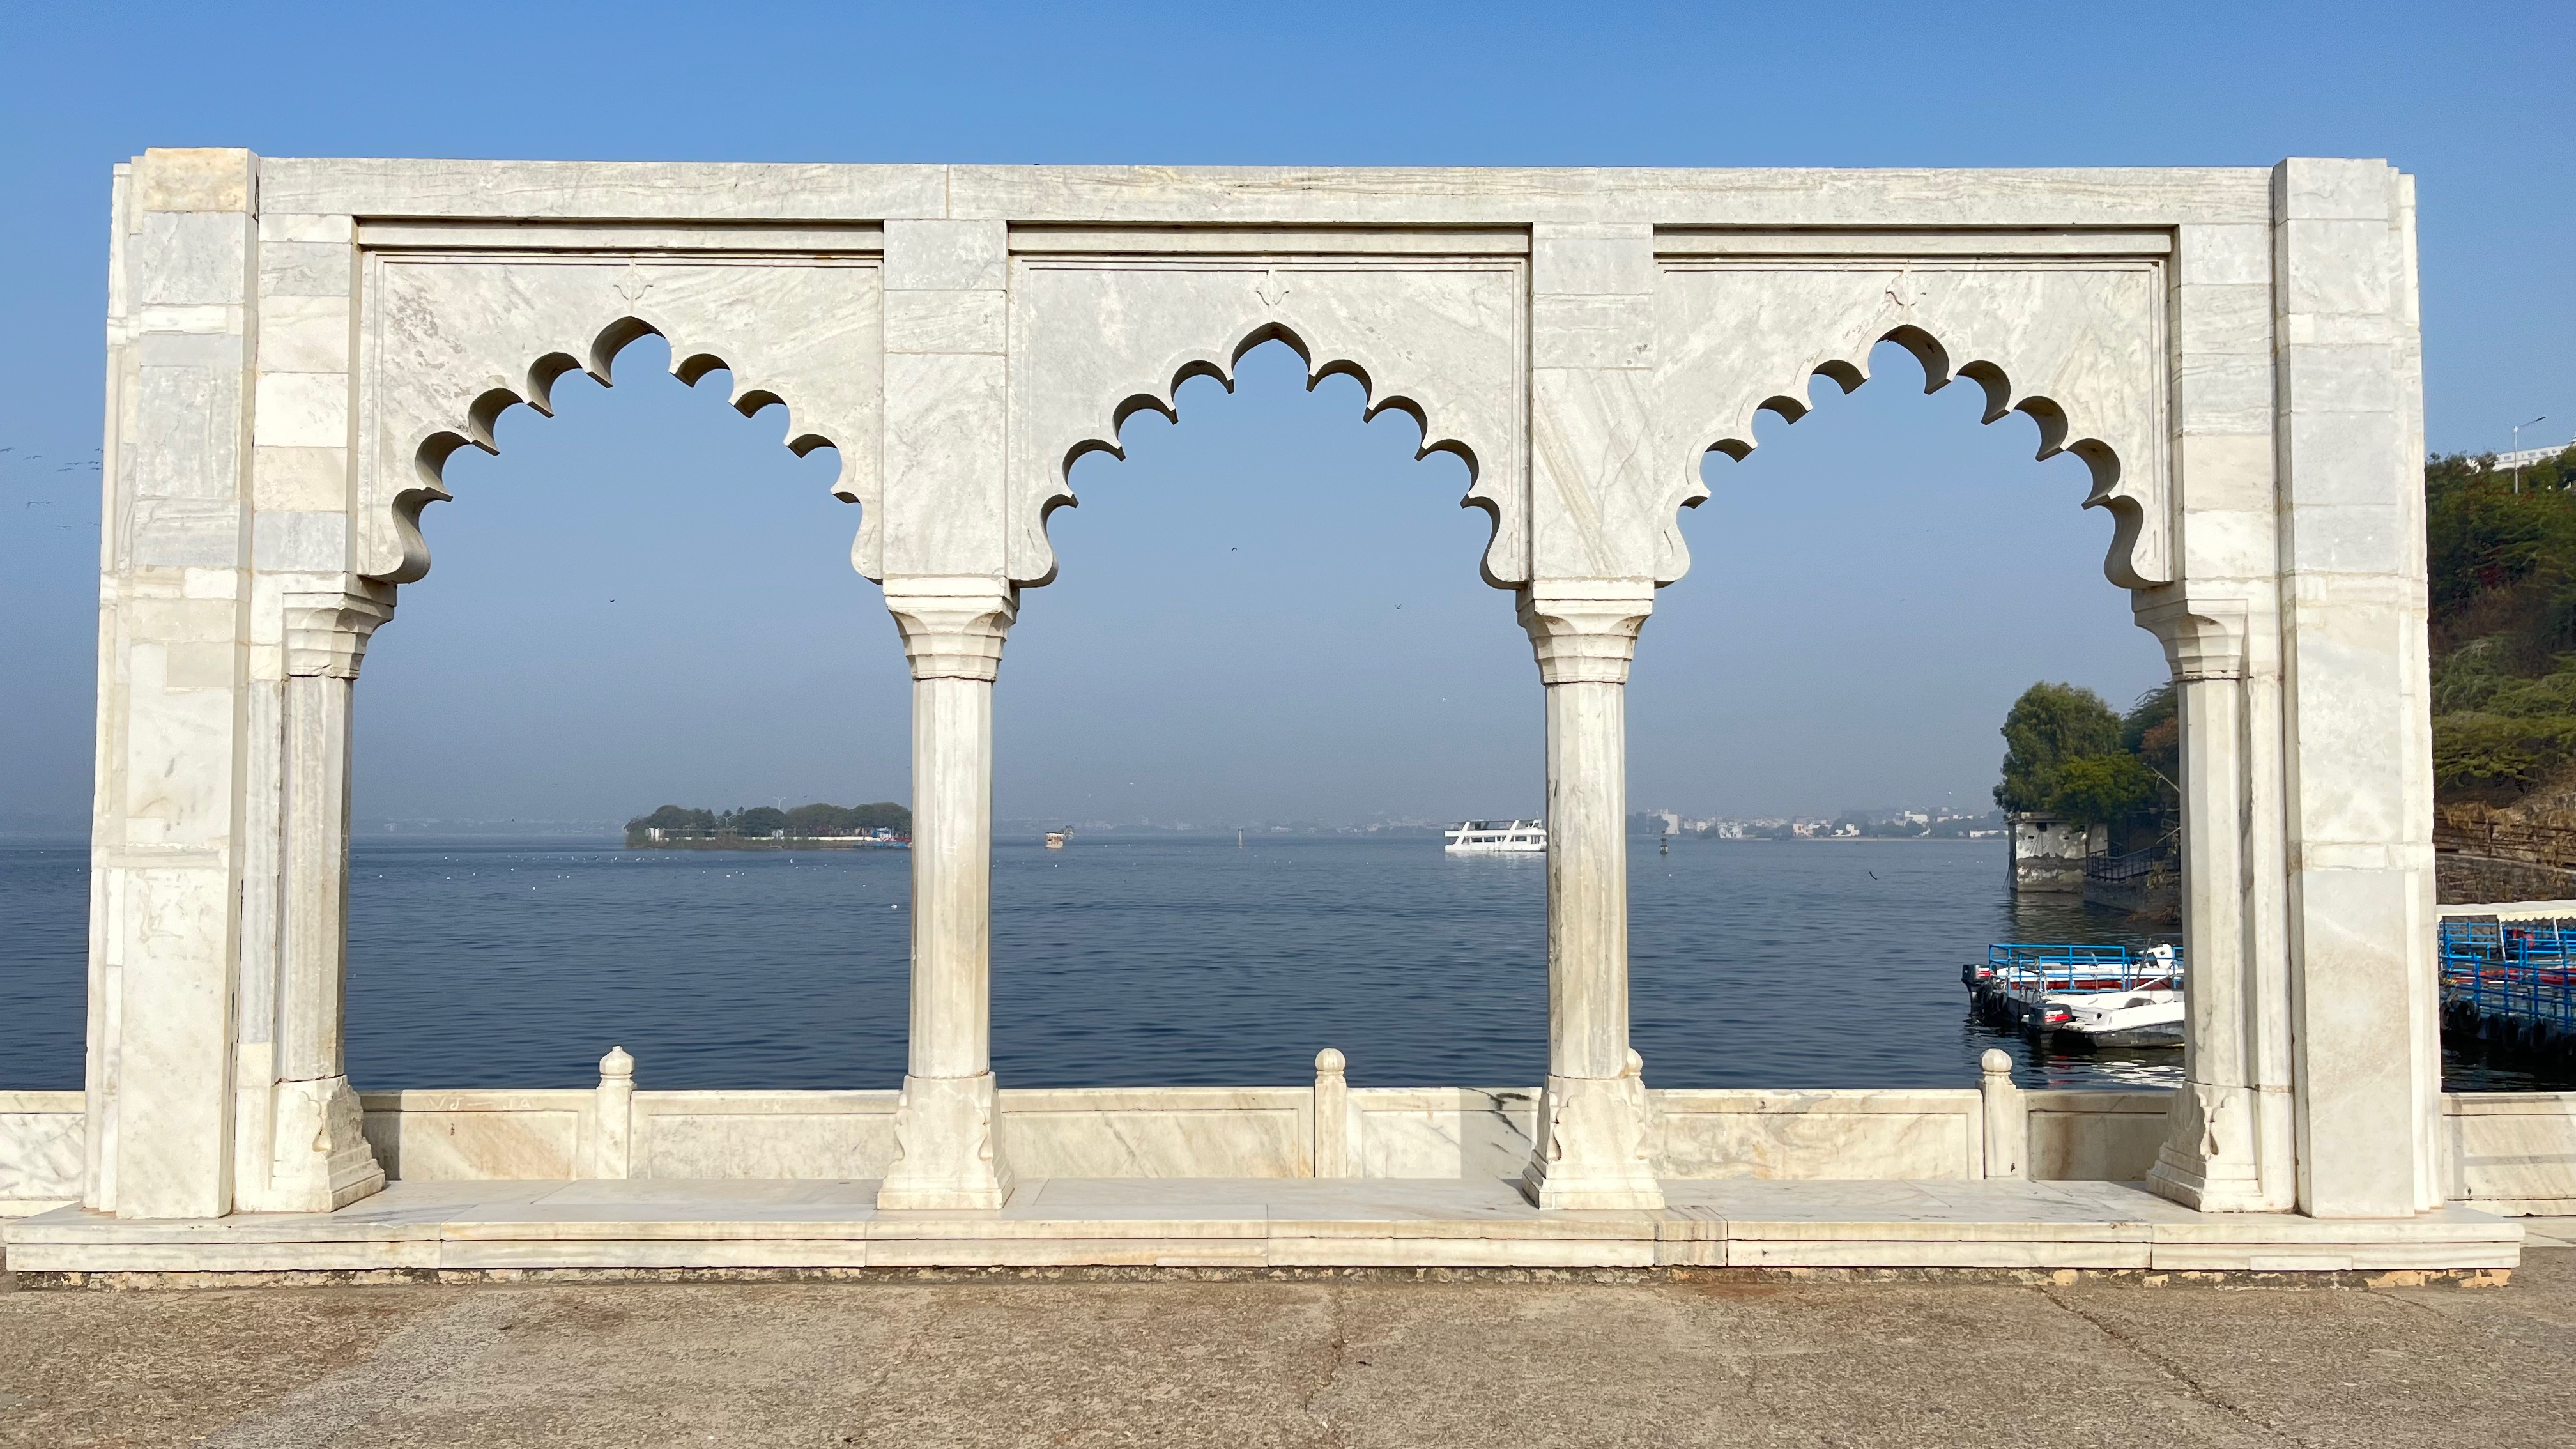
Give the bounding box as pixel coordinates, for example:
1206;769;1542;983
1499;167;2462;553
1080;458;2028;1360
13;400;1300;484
2050;988;2184;1047
2046;945;2184;1047
1444;819;1546;854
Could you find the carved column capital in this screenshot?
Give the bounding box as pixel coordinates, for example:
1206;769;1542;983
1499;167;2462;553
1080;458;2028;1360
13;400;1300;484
2134;595;2247;682
1519;579;1656;686
282;578;397;680
884;577;1019;683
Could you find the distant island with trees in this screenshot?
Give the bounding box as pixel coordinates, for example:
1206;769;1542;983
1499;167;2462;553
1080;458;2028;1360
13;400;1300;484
625;801;911;850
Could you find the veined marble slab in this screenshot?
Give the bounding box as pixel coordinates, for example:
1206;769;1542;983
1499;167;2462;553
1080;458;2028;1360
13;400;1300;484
4;1177;2519;1275
0;1092;84;1216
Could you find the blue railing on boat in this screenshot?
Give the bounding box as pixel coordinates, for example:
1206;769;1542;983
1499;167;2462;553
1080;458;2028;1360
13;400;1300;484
2437;918;2576;1034
1974;943;2183;1002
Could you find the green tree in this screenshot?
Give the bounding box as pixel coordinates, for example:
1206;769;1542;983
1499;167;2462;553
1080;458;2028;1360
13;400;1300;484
1994;682;2121;813
627;804;716;836
2048;753;2161;824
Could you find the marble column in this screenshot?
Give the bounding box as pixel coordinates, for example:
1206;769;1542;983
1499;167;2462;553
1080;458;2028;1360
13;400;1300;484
250;580;394;1213
876;578;1017;1211
2142;601;2280;1211
1517;579;1664;1211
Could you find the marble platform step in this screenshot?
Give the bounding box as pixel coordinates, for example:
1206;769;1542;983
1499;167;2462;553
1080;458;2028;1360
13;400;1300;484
4;1177;2521;1276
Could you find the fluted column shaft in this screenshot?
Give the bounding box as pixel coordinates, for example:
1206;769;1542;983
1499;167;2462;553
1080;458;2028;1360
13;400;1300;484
877;578;1017;1211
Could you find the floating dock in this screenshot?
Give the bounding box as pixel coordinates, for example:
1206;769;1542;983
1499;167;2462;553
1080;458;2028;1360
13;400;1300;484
2439;916;2576;1067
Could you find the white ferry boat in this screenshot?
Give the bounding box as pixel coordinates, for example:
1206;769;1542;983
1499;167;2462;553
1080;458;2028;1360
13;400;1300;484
1444;819;1547;854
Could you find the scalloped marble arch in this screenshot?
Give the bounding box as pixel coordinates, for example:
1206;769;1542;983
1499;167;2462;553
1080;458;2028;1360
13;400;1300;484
1004;260;1527;591
358;253;883;585
1653;261;2171;592
1045;321;1489;574
387;317;839;579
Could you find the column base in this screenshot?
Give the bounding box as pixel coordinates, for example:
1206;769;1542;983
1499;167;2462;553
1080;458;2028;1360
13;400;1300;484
258;1075;385;1214
1520;1073;1664;1211
877;1071;1014;1211
2145;1083;2271;1213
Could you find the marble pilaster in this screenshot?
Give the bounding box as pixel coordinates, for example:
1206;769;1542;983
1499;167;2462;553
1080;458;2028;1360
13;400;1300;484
89;149;263;1220
233;580;394;1213
2272;159;2442;1218
2140;600;2278;1211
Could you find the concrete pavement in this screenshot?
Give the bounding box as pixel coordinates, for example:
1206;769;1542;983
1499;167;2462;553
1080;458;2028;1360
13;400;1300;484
7;1252;2574;1447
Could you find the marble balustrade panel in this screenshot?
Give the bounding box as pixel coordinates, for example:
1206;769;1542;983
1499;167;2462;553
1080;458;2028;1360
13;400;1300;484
634;1091;900;1180
1003;1088;1315;1179
358;1090;593;1182
0;1092;86;1215
2023;1090;2172;1183
2443;1092;2576;1214
1656;1091;1984;1181
27;1086;2564;1205
1352;1088;1540;1179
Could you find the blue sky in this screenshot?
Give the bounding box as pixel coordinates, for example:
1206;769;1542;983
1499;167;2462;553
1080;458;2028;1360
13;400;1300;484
1;2;2567;829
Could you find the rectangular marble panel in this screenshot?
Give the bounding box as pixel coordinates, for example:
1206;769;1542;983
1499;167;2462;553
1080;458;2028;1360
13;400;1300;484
0;1096;86;1211
1354;1088;1535;1179
249;511;346;572
1657;1091;1981;1181
135;212;251;307
130;362;240;502
360;1093;589;1181
251;371;348;450
251;447;348;512
2444;1094;2576;1210
254;294;351;373
635;1106;896;1180
884;218;1006;293
1007;1107;1309;1179
2024;1091;2172;1182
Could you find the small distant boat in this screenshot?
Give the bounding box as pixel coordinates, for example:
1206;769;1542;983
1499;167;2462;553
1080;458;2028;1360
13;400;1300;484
1445;819;1546;854
1044;831;1068;850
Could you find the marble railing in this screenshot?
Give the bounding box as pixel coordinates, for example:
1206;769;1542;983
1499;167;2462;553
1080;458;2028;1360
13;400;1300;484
2441;1092;2576;1214
7;1068;2571;1214
0;1091;83;1217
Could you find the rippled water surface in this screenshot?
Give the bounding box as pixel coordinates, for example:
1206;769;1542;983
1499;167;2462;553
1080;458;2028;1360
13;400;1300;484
0;835;2561;1091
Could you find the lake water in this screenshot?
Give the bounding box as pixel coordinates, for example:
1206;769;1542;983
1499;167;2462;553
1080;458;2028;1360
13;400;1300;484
0;836;2561;1092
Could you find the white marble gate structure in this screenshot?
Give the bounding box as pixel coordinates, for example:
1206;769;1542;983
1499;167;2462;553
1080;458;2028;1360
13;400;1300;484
85;151;2435;1225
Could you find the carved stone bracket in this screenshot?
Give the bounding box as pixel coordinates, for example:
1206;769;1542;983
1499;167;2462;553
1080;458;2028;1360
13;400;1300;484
884;577;1019;684
2135;595;2248;683
283;579;397;681
1519;579;1656;686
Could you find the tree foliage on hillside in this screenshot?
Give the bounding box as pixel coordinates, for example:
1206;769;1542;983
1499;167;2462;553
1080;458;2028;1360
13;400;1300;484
2426;447;2576;801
